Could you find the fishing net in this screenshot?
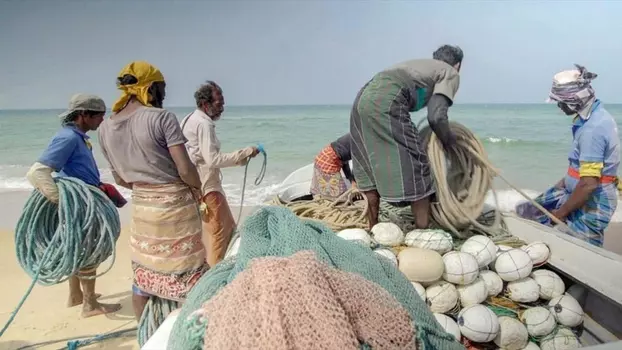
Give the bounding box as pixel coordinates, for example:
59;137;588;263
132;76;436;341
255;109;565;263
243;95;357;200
187;251;418;349
166;206;463;350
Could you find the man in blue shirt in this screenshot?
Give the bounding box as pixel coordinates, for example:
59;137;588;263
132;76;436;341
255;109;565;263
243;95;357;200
516;65;620;247
26;94;122;317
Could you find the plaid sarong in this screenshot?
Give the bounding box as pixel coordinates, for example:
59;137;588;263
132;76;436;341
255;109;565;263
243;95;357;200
314;145;342;174
515;185;617;247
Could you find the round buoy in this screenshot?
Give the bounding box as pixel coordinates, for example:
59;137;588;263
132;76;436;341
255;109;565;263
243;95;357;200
457;304;500;343
442;251;479;285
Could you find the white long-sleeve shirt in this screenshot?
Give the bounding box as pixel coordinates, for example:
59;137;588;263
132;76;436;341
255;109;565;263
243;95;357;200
181;109;254;195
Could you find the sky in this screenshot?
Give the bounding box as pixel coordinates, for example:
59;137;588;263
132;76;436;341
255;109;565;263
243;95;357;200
1;0;622;109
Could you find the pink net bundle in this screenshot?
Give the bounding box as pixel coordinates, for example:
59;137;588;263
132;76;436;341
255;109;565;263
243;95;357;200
191;250;419;350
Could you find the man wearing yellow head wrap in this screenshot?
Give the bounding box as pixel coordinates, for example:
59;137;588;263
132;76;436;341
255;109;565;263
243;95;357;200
111;61;166;112
98;60;208;320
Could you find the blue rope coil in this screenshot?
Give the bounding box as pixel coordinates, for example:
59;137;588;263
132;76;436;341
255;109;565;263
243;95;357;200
1;177;121;337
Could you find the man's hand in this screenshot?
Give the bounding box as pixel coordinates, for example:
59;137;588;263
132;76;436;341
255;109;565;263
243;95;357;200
250;147;260;157
351;181;357;189
550;209;567;223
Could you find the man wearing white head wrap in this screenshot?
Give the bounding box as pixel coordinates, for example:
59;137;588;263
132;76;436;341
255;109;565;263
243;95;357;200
516;64;620;247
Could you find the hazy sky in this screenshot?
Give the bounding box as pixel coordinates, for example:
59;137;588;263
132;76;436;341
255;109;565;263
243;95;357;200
1;0;621;109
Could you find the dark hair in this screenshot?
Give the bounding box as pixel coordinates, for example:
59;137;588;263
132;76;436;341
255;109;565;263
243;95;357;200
194;81;221;108
62;110;103;125
117;74;165;108
433;45;464;67
117;74;138;86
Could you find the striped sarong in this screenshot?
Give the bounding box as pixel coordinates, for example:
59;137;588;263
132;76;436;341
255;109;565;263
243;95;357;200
515;185;617;247
131;183;209;301
350;71;434;202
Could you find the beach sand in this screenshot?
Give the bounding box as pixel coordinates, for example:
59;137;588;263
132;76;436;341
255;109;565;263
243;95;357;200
0;190;257;350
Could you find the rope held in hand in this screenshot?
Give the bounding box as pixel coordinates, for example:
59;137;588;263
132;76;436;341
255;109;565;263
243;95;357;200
0;177;120;337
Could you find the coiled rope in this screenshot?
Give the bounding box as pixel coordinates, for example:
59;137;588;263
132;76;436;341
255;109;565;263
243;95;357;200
137;297;180;347
0;177;121;337
421;121;577;238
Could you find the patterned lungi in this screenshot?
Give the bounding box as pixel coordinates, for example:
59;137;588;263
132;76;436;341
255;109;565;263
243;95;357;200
130;182;209;301
310;145;348;199
350;70;434;202
515;185;617;247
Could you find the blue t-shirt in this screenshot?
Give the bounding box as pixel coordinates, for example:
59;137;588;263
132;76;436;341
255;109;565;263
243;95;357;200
38;126;101;186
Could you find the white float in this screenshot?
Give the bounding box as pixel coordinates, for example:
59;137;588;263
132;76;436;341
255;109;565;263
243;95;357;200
373;248;398;266
521;241;551;266
457;304;500;343
460;235;498;268
411;282;427;301
495;249;533;282
426;281;459;314
531;269;565;300
506;277;540;303
539;327;581;350
520;306;556;338
433;313;462;342
337;228;372;246
442;251;480;285
456;276;488;307
371;222;404;246
404;229;453;254
479;270;503;297
548;294;584;327
493;316;529;350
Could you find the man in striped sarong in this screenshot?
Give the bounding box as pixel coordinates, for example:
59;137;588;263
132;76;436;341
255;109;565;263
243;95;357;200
516;64;620;247
350;45;464;230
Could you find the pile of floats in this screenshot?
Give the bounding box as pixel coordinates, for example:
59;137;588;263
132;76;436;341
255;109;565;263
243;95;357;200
337;223;584;350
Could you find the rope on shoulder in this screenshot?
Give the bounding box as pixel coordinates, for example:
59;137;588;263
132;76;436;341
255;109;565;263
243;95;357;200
0;177;121;337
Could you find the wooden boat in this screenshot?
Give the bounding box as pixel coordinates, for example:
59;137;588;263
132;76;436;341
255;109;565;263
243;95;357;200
142;163;622;349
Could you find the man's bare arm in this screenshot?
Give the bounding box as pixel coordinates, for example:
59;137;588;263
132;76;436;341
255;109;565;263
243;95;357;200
169;144;202;189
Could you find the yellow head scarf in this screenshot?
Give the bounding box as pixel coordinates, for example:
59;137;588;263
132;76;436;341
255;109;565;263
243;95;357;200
112;61;165;112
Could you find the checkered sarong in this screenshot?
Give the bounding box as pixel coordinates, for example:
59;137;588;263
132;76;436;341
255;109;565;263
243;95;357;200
515;185;617;247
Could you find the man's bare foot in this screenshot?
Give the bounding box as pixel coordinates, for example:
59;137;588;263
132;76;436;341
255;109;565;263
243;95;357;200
82;301;122;318
67;293;102;307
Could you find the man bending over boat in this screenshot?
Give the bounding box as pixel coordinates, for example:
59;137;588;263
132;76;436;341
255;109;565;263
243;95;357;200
181;81;259;267
350;45;463;230
98;61;208;320
26;94;123;317
516;64;620;247
310;133;355;199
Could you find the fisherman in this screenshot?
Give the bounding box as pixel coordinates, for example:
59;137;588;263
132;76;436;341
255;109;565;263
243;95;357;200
516;64;620;247
350;45;463;230
181;81;259;267
97;61;208;320
310;133;355;199
26;93;123;317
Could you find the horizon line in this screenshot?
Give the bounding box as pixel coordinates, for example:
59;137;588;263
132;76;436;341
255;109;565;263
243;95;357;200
5;101;622;111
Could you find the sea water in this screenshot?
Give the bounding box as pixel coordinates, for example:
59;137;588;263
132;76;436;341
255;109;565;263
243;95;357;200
1;104;621;210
